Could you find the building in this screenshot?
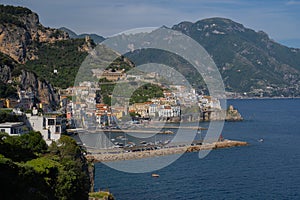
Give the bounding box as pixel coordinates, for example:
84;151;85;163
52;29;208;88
111;106;126;120
26;109;66;145
129;103;150;118
0;122;28;136
158;105;181;118
98;69;126;81
148;104;158;117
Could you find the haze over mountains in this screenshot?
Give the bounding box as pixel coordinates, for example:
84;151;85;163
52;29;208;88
0;4;300;100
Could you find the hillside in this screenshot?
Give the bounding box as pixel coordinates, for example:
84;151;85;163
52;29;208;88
0;5;69;63
0;5;96;108
59;27;105;44
172;18;300;97
0;132;90;200
1;5;300;98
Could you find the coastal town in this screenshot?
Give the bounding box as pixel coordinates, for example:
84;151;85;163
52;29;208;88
0;62;243;152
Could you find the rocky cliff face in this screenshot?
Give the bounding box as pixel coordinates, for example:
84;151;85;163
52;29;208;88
0;63;13;83
0;5;68;63
18;70;59;108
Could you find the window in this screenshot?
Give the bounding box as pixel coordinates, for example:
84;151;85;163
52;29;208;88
56;119;61;125
48;119;55;125
1;129;5;132
11;128;17;134
48;130;51;139
55;126;60;133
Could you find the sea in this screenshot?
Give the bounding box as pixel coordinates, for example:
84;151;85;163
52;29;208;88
94;98;300;199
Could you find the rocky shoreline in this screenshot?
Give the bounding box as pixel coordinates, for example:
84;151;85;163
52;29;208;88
85;140;248;162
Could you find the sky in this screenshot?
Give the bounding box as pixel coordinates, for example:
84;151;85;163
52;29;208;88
1;0;300;48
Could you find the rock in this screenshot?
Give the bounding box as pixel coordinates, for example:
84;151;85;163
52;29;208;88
0;7;68;63
18;70;59;108
226;105;243;121
0;64;12;83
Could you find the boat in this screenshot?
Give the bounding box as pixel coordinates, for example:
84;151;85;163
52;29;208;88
128;142;136;146
151;173;159;178
258;138;264;142
163;139;170;144
140;141;147;145
163;130;174;134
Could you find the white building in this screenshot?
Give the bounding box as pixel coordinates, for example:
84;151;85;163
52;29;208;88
26;110;66;145
148;104;158;117
158;105;180;118
0;122;28;136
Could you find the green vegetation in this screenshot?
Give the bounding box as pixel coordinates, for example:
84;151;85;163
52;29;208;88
126;49;208;94
89;191;114;200
107;55;134;72
99;82;164;105
172;18;300;94
0;81;18;99
0;5;32;28
129;83;164;104
99;83;115;105
0;132;90;200
0;109;20;123
23;39;134;89
2;4;300;98
24;39;89;89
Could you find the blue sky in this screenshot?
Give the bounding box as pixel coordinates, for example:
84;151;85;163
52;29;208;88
1;0;300;48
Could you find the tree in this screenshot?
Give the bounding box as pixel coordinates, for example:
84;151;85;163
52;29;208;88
20;131;47;154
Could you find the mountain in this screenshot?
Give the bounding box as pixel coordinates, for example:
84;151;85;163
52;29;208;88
172;18;300;97
1;5;300;98
59;27;105;44
0;5;93;108
0;4;135;109
0;5;69;63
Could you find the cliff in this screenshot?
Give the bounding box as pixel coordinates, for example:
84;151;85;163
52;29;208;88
203;105;243;121
0;51;59;108
0;5;68;63
179;104;243;122
225;105;243;121
0;5;92;108
18;70;59;107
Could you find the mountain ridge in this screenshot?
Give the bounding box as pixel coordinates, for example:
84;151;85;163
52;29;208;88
0;5;300;98
172;17;300;96
59;27;105;44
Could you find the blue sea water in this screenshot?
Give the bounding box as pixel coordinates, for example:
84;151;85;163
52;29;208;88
94;99;300;199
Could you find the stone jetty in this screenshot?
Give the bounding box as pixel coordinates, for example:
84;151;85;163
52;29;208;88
85;140;248;162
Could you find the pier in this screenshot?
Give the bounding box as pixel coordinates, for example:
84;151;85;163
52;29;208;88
85;140;248;162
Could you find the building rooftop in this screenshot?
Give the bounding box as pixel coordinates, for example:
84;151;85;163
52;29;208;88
0;122;24;127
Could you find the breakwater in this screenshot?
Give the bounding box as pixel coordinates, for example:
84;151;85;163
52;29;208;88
85;140;248;162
